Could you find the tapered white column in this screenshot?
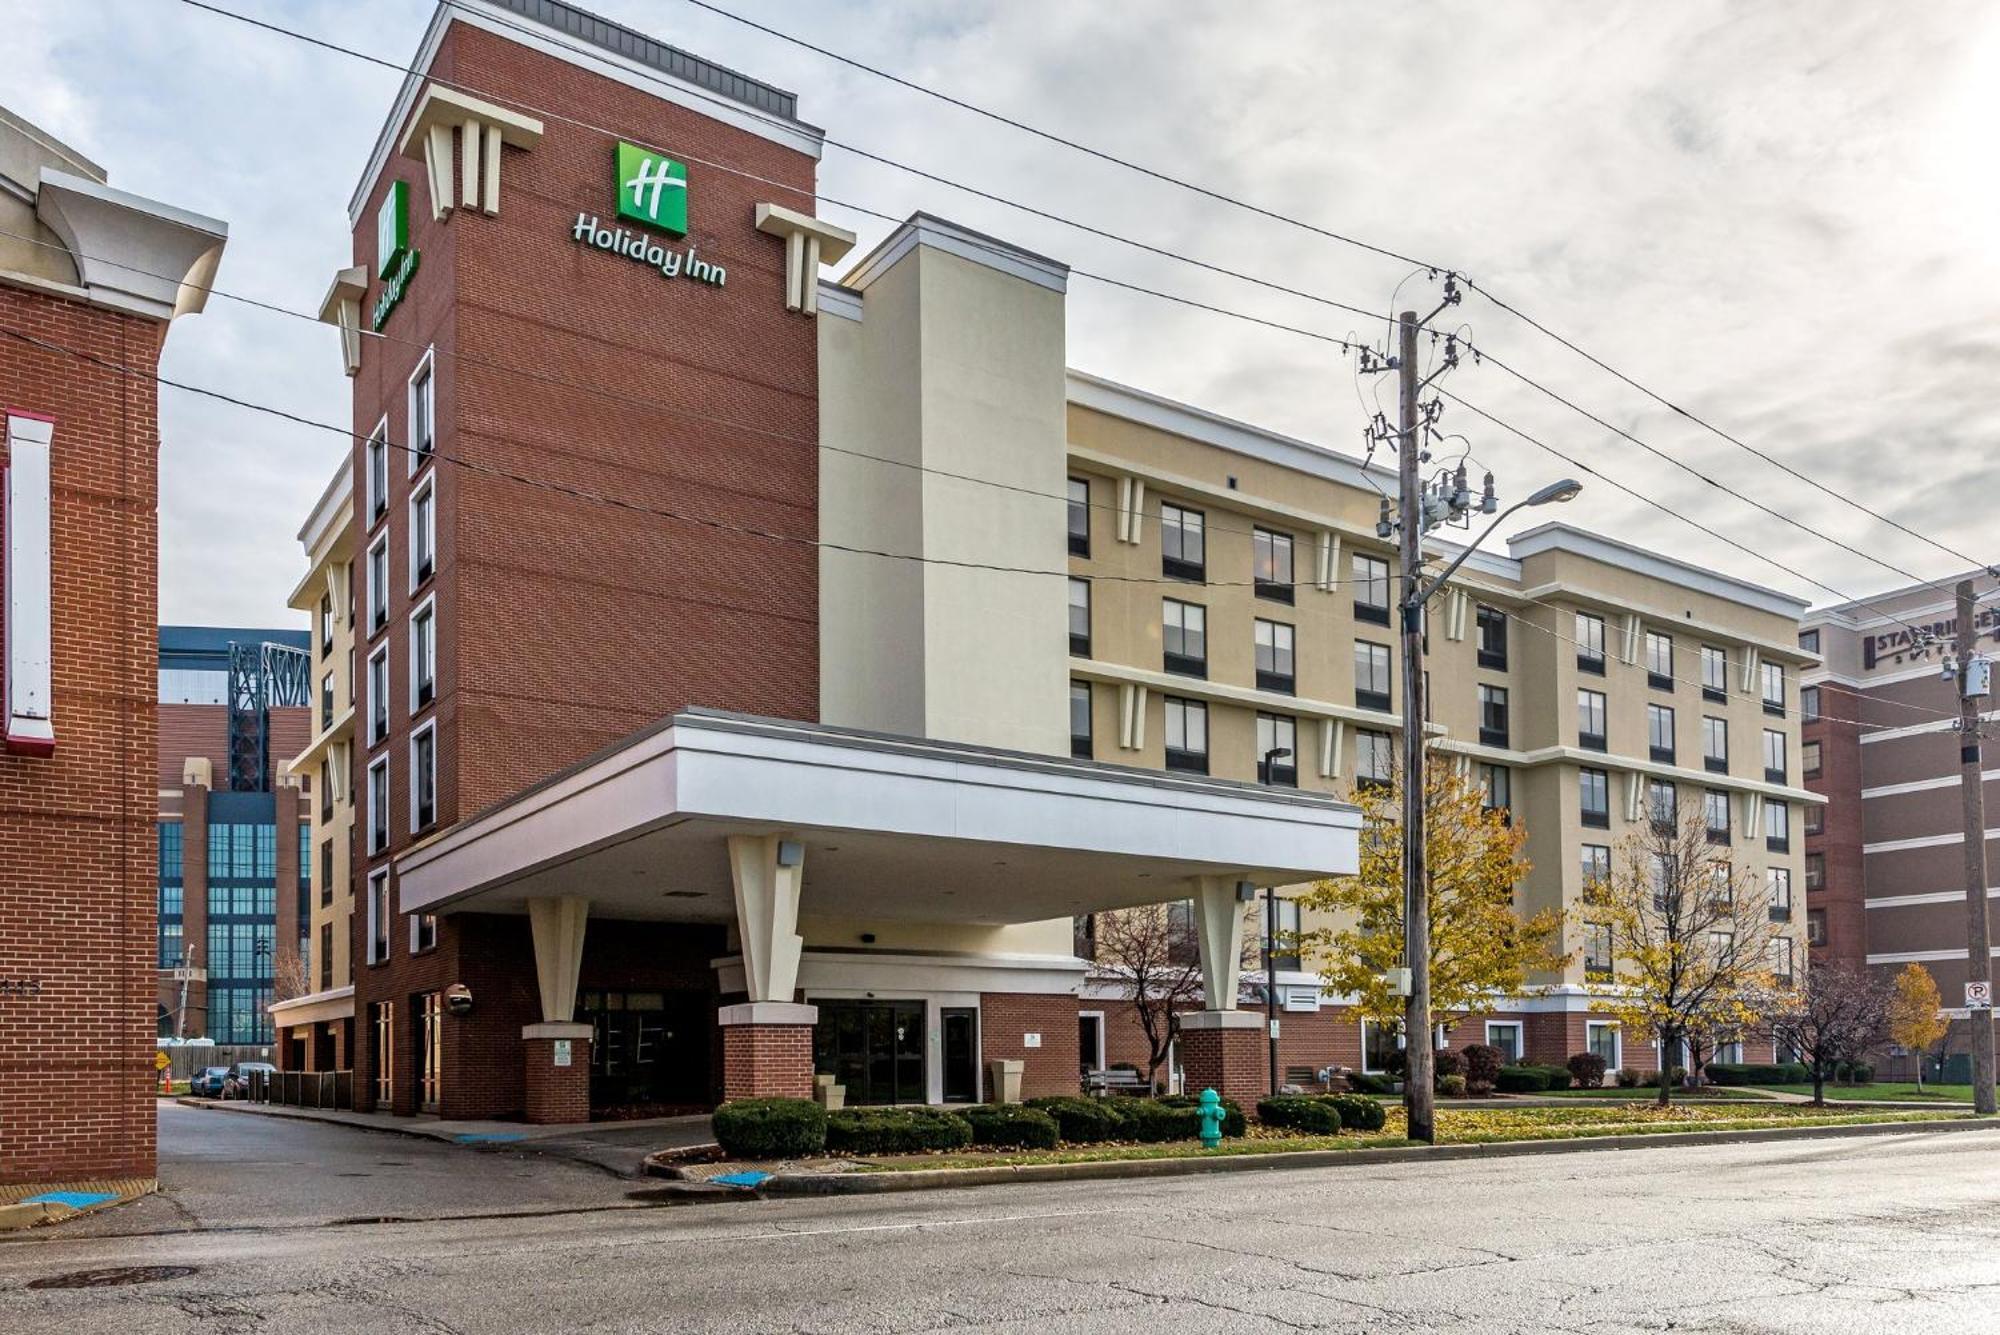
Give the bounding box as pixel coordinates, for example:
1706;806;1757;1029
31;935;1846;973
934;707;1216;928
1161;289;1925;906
526;895;589;1025
1193;875;1247;1011
728;834;806;1005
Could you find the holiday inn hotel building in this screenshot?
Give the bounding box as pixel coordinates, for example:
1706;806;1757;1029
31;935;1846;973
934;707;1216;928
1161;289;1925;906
288;0;1813;1119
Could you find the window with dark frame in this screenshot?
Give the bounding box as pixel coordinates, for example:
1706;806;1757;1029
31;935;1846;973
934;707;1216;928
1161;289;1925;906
1068;577;1090;656
1646;631;1673;689
367;759;389;855
1253;527;1294;604
1356;729;1392;789
1648;702;1676;763
1162;598;1207;677
319;593;333;657
1475;605;1507;669
1584;921;1613;978
1807;908;1827;946
367;424;388;523
1700;645;1727;701
1768;866;1793;915
1802;739;1821;778
1256;713;1297;787
1805;801;1823;836
1576;611;1606;674
1704;789;1730;844
367;647;388;745
1479;684;1509;748
368;870;390;965
1801;685;1820;721
1160;503;1205;581
1069;681;1092;760
410;360;435;469
1761;661;1786;716
1163;696;1208;774
1354;640;1392;712
1255;618;1294;694
1763;728;1787;782
1577;688;1607;751
1805;851;1824;891
1647;778;1677;829
1067;477;1089;556
412;725;436;832
411;480;435;587
1703;715;1728;774
1799;628;1820;655
1480;763;1511;816
1580;768;1610;828
1766;800;1791;852
1353;553;1390;625
319;839;333;908
367;537;388;633
411;603;435;711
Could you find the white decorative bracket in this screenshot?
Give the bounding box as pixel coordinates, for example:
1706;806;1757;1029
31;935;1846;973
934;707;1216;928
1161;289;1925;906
754;204;857;316
397;85;544;221
316;265;368;377
4;412;55;756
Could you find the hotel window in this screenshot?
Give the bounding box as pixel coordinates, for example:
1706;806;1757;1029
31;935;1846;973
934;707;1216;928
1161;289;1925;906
366;870;390;965
1256;713;1297;787
1475;605;1507;670
1254;618;1294;694
1700;645;1727;702
1769;936;1795;986
320;670;334;733
1480;763;1511;816
367;757;389;855
1801;740;1821;778
1805;851;1824;891
1484;1021;1523;1064
1761;661;1786;716
1763;728;1787;782
319;922;333;990
1356;729;1393;790
318;759;332;821
1581;842;1612;890
1801;685;1820;721
1766;801;1791;853
1269;895;1303;970
1647;778;1677;829
1360;1019;1403;1073
1580;768;1610;828
1805;802;1824;836
1709;930;1736;965
1354;640;1392;713
1586;1021;1621;1069
408;352;435;473
1160;502;1205;582
1799;628;1820;655
1584;923;1613;979
1162;599;1207;677
411;721;437;833
1704;790;1730;844
1650;853;1676;911
1069;681;1092;760
1478;684;1509;748
1648;703;1676;763
1163;696;1208;775
1768;866;1793;914
410;476;435;589
1645;631;1673;689
366;418;388;523
1068;577;1090;656
1353;553;1391;625
319;592;333;657
1576;611;1606;674
367;534;388;634
1165;900;1199;965
1067;477;1089;556
410;598;436;712
1254;527;1295;604
319;839;333;909
1577;688;1607;751
1703;716;1728;774
367;646;389;745
412;911;437;955
1807;908;1827;946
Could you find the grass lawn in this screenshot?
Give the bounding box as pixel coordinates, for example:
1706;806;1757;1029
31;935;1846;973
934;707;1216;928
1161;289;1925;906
1750;1082;1996;1103
853;1103;1973;1172
1534;1086;1766;1100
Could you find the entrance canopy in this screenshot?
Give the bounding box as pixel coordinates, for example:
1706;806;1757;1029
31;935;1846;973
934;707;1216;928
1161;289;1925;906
396;709;1360;925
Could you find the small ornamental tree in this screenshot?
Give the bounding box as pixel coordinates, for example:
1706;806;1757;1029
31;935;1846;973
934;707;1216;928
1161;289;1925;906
1297;756;1563;1044
1092;902;1254;1092
1887;963;1950;1092
1765;960;1893;1106
1585;806;1786;1107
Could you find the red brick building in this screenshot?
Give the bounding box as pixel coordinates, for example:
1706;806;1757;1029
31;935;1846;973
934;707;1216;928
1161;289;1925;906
0;106;226;1186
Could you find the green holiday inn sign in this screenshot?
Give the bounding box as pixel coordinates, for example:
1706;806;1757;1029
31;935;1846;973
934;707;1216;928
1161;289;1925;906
372;179;420;331
569;141;726;288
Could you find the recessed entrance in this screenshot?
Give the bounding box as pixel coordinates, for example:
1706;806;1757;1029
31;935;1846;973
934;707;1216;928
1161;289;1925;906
579;989;710;1110
941;1007;979;1103
814;999;925;1105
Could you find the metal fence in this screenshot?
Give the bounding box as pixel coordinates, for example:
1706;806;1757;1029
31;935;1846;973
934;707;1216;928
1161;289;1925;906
245;1069;354;1110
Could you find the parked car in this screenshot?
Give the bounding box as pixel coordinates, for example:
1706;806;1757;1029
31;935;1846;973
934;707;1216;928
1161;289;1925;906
225;1062;277;1099
190;1066;232;1098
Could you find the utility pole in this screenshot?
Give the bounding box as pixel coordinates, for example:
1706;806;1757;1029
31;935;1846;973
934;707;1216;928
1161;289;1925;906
1266;887;1281;1097
1396;309;1435;1144
1953;579;1996;1114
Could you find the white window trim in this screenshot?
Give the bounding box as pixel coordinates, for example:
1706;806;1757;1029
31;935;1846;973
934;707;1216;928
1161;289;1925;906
1360;1018;1405;1074
408;471;436;593
1586;1020;1623;1070
1079;1010;1107;1073
366;756;390;855
407;346;436;476
408;592;437;715
409;910;438;955
366;869;390;965
366;532;389;635
365;414;390;522
366;644;390;746
1484;1020;1524;1061
409;717;438;834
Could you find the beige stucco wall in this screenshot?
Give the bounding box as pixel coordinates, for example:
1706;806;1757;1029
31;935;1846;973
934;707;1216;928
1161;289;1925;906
289;485;358;997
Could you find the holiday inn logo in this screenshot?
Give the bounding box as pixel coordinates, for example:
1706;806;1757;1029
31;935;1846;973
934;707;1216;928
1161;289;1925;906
371;179;419;331
615;141;688;236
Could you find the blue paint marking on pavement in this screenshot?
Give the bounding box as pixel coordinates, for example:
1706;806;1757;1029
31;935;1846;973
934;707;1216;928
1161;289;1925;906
24;1191;116;1210
453;1133;527;1144
711;1171;771;1189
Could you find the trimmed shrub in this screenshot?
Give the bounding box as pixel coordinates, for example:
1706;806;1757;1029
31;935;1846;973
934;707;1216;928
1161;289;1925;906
1258;1095;1344;1133
1533;1064;1573;1091
1836;1060;1876;1084
824;1107;971;1156
1460;1043;1503;1086
1494;1065;1551;1093
1109;1099;1202;1143
1158;1093;1246;1138
1651;1065;1688;1088
1433;1049;1464;1080
713;1097;827;1160
1567;1052;1608;1089
960;1104;1059;1149
1615;1066;1641;1089
1438;1073;1467;1097
1025;1095;1123;1144
1465;1079;1495;1097
1324;1093;1388;1131
1344;1071;1397;1096
1704;1062;1810;1086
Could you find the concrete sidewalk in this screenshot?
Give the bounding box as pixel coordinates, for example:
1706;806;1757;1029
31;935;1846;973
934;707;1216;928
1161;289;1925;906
172;1095;710;1147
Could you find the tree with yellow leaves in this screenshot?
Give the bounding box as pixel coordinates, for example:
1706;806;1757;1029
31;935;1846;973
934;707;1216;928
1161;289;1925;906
1887;963;1950;1092
1297;755;1562;1059
1584;802;1787;1106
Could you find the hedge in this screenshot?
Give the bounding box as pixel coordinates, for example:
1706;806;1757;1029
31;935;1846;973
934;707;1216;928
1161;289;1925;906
1025;1095;1125;1144
960;1104;1059;1149
824;1106;972;1156
1158;1093;1246;1139
713;1097;827;1159
1459;1043;1503;1086
1493;1065;1552;1093
1566;1052;1608;1089
1344;1071;1397;1095
1109;1099;1203;1143
1257;1096;1344;1133
1704;1062;1811;1086
1323;1093;1387;1132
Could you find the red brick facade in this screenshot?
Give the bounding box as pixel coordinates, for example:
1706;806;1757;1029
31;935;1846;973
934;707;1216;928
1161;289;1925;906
979;992;1083;1099
0;283;164;1184
721;1024;813;1101
1177;1022;1265;1105
523;1034;592;1123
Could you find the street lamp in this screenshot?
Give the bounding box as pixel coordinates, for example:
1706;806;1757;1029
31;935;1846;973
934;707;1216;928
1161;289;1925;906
1399;477;1581;1143
1260;745;1293;1095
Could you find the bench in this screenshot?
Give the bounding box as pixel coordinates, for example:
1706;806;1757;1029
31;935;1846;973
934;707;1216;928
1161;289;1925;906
1083;1068;1148;1097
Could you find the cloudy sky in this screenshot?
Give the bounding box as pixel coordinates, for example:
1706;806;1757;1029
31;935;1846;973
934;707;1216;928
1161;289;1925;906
11;0;2000;626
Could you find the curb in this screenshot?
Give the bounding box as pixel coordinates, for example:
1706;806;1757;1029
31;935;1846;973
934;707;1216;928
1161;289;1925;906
752;1115;2000;1198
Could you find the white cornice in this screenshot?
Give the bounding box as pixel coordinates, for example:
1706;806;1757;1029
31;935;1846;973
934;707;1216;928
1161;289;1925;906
1509;522;1810;622
842;212;1069;294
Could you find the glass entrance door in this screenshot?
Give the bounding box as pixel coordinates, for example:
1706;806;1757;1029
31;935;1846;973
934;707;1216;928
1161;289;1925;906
580;990;710;1111
941;1008;978;1103
814;999;926;1105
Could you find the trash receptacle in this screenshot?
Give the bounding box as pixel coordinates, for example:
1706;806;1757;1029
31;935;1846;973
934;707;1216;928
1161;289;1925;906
987;1059;1024;1104
814;1073;845;1110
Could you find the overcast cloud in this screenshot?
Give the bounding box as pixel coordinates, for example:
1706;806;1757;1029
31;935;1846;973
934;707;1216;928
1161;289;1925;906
10;0;1999;627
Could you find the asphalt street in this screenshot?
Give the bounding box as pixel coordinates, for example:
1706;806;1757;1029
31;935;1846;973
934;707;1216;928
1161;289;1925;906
3;1108;1998;1332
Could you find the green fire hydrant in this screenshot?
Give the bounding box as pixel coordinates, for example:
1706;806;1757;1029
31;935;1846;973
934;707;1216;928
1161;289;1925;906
1196;1088;1226;1148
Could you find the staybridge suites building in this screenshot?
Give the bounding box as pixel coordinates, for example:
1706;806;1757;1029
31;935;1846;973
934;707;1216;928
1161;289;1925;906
275;0;1813;1119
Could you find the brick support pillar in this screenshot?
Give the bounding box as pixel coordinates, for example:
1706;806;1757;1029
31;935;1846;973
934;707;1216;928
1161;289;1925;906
718;1002;817;1101
1178;1010;1265;1107
522;1022;593;1124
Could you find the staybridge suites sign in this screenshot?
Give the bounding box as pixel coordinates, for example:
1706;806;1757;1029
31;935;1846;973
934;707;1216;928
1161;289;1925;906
569;142;726;289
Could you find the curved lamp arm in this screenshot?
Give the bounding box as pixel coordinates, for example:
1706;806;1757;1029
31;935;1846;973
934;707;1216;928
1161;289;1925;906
1407;478;1582;609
